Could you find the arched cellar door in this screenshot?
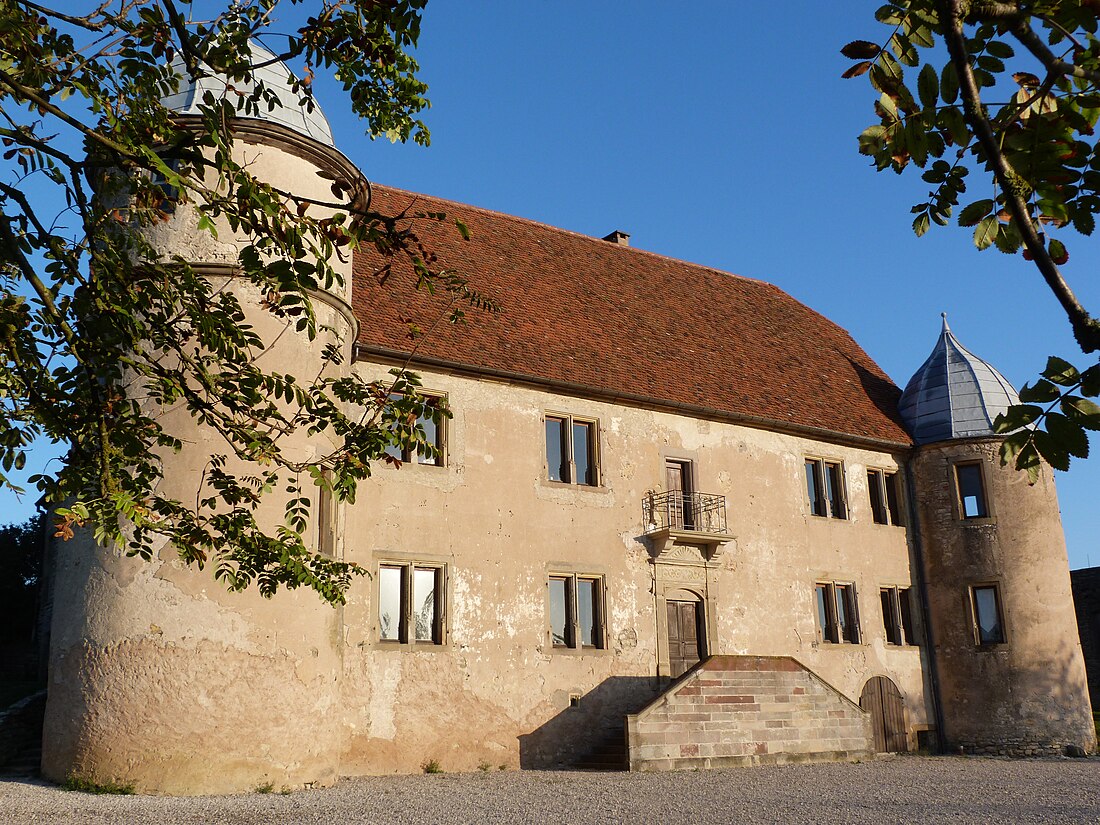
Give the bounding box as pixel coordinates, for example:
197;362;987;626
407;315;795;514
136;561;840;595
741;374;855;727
859;676;908;753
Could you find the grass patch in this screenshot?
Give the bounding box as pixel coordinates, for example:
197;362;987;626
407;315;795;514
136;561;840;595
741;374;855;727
421;759;443;774
255;782;275;794
63;776;135;795
478;761;491;773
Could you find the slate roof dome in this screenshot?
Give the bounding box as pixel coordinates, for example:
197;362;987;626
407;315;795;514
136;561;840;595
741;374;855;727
898;314;1020;445
161;42;335;148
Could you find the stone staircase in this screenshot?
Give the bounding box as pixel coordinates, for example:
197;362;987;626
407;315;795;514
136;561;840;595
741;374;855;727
0;690;45;777
626;655;873;771
573;725;628;771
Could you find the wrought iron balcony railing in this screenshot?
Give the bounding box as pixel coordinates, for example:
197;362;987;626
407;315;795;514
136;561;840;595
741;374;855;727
642;490;729;535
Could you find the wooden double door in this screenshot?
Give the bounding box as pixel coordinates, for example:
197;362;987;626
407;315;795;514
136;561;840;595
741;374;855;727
666;599;704;678
859;676;908;753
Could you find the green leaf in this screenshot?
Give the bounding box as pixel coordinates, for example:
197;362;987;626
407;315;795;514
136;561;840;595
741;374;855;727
1033;430;1071;472
1063;395;1100;429
912;212;931;237
973;215;998;249
993;221;1022;254
1072;208;1095;236
940;62;959;104
958;199;994;227
993;403;1044;433
918;63;939;108
1018;379;1062;403
1045;412;1090;459
1043;355;1080;386
1015;441;1043;483
1081;363;1100;397
1048;237;1069;265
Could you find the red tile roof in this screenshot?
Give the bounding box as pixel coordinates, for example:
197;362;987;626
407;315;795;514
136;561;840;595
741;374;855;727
352;185;912;447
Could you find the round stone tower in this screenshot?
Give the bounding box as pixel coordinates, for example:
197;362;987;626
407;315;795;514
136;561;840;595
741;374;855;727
902;315;1094;756
41;45;361;794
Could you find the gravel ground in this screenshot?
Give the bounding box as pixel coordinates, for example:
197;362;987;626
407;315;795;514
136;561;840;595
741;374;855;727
1;756;1099;824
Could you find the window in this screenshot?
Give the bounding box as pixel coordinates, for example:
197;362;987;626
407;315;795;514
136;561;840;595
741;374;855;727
880;586;917;645
867;469;904;526
814;581;860;644
955;462;988;519
378;562;445;645
383;393;446;466
970;584;1006;645
548;574;604;649
545;414;600;486
805;458;847;519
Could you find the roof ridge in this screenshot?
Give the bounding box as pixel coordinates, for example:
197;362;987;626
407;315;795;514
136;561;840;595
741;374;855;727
369;181;776;287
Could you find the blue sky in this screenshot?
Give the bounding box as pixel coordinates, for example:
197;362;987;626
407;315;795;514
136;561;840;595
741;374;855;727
4;2;1098;568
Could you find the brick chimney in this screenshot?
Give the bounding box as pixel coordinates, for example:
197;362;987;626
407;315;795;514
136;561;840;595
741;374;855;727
602;230;630;246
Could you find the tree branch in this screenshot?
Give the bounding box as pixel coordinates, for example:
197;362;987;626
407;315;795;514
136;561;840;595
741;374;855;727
936;0;1100;353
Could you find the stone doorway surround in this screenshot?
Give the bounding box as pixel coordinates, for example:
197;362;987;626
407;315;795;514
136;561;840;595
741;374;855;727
649;542;721;680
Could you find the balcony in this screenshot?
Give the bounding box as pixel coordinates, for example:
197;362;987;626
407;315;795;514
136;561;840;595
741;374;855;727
642;490;733;560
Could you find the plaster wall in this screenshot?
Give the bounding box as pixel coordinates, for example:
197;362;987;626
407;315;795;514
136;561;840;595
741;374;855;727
41;135;356;795
912;438;1095;755
339;363;932;773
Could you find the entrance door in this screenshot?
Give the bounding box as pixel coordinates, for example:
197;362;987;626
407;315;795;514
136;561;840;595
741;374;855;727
665;460;694;529
666;600;703;678
859;676;908;753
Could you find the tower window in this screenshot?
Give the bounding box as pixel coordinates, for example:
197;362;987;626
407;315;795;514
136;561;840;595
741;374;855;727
955;463;988;519
880;586;917;645
970;584;1006;646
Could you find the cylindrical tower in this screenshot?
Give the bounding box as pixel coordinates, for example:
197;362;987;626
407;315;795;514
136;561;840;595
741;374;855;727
903;316;1094;756
41;45;361;794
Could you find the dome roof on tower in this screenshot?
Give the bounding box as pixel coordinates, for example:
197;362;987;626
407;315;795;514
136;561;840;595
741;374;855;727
898;314;1020;445
161;42;335;148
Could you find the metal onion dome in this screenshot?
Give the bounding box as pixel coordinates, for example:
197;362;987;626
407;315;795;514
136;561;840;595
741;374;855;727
898;314;1020;445
161;42;335;148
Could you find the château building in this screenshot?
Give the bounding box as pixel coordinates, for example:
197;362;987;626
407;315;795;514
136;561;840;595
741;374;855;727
38;48;1095;793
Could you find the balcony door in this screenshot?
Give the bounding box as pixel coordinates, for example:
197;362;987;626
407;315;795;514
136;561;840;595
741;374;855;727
665;459;694;530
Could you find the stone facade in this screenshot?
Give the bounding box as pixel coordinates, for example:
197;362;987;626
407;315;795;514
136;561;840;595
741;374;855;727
1069;567;1100;710
910;438;1095;756
36;60;1097;793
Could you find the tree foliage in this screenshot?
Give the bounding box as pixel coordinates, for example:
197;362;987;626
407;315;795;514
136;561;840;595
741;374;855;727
0;0;489;602
844;0;1100;478
0;513;44;643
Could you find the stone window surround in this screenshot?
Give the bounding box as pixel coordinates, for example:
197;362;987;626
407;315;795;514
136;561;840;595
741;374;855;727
879;584;918;646
866;466;905;527
542;410;602;488
968;581;1008;648
814;580;862;645
805;456;849;520
950;457;996;524
371;551;451;650
544;565;609;654
383;389;449;467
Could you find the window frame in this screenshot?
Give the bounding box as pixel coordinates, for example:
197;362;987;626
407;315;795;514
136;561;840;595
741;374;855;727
867;468;904;527
880;585;917;646
547;572;606;651
544;412;601;487
383;391;448;467
969;582;1007;647
814;580;861;644
953;460;991;521
805;457;848;520
376;560;448;647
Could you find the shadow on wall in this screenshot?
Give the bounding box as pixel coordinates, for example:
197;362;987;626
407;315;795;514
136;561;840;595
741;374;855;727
517;675;660;769
943;634;1096;752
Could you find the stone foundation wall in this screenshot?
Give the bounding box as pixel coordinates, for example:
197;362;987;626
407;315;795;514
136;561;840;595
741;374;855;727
626;655;873;771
